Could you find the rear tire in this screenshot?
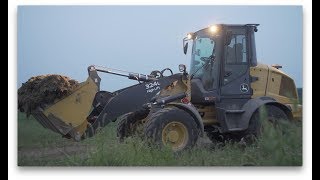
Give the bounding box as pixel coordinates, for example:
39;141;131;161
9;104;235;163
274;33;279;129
246;104;289;137
144;107;199;151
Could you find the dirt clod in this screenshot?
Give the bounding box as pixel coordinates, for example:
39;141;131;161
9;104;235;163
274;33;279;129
18;75;79;116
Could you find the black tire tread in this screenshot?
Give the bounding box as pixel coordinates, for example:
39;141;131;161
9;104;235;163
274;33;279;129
246;104;289;136
116;109;149;141
144;107;199;150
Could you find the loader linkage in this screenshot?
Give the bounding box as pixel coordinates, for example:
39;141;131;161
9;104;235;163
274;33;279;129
31;65;184;141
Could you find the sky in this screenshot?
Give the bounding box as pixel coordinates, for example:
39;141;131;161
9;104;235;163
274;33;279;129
18;6;302;91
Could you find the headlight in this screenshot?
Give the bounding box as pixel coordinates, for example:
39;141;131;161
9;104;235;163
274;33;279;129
187;33;194;40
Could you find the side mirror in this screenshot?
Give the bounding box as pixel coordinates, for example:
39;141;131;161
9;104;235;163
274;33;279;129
183;42;188;54
225;31;232;45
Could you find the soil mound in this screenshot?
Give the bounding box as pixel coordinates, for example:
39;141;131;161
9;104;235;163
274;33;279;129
18;75;79;116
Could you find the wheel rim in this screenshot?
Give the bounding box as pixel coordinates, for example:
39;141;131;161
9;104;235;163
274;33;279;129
162;121;188;151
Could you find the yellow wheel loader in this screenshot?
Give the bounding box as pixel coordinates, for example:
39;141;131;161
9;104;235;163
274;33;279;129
30;24;302;151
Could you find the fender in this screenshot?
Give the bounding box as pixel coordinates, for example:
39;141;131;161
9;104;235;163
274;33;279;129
240;96;293;130
168;102;204;136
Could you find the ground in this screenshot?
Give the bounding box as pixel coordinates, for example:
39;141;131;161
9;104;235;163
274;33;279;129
17;112;302;166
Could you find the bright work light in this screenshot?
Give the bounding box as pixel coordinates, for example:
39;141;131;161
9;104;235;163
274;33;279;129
209;25;218;33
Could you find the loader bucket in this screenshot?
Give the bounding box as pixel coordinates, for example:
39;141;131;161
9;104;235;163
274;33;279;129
32;76;99;141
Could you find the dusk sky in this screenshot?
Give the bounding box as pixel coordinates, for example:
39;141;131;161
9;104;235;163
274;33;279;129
18;6;302;91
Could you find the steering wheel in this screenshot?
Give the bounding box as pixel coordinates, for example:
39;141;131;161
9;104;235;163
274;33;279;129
161;68;174;77
200;55;215;62
150;70;163;78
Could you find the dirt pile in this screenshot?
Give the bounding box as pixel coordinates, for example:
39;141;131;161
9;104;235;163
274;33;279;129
18;75;79;116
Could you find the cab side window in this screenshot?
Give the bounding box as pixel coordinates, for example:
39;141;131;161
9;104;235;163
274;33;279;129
224;34;248;85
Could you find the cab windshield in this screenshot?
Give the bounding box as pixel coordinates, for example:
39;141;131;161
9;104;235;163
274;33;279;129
190;37;215;78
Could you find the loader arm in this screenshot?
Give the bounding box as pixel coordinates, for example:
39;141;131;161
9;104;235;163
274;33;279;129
84;73;183;138
31;65;182;141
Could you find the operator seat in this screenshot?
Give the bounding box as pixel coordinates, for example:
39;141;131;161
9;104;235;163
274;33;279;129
234;43;243;63
226;46;236;64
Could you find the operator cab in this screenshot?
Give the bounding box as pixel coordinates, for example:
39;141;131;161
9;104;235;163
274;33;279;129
183;24;259;105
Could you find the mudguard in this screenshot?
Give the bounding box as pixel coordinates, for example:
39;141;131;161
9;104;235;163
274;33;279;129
239;96;293;130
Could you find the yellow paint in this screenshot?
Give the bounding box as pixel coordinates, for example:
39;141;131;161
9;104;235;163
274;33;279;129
250;64;269;98
162;121;188;151
195;105;217;125
168;131;179;142
184;76;191;101
159;77;188;100
287;104;303;121
266;70;281;96
251;63;302;120
43;77;98;134
266;67;293;104
73;119;89;135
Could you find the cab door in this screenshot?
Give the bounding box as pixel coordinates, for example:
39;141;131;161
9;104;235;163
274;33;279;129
220;27;252;98
215;26;253;132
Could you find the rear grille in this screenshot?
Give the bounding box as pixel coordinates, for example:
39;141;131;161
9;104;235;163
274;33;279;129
279;76;297;99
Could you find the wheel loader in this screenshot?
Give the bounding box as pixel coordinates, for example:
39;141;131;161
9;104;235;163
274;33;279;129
31;24;302;151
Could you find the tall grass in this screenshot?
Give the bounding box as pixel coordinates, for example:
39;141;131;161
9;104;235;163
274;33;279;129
18;112;302;166
76;121;301;166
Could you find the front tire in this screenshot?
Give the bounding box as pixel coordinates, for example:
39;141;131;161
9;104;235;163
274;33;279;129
144;107;199;151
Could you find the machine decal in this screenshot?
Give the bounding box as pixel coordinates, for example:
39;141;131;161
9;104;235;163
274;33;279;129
145;81;161;93
240;83;249;93
204;96;215;101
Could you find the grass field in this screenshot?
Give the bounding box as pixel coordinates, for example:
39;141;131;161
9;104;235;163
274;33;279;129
17;112;302;166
